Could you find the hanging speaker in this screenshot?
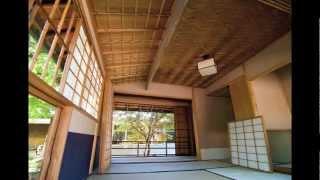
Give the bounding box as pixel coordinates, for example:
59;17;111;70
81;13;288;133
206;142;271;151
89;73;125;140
197;55;217;76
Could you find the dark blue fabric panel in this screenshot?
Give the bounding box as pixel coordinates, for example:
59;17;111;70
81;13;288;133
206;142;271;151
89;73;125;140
59;132;94;180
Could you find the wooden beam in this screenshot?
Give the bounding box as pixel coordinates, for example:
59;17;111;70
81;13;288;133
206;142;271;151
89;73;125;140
114;94;190;107
110;74;147;80
257;0;290;14
92;11;170;17
97;28;164;33
75;0;106;77
45;106;73;179
102;49;156;55
146;0;188;89
100;39;159;45
39;108;61;180
105;62;152;69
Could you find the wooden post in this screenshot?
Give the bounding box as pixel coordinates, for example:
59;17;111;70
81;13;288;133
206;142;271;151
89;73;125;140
98;79;113;173
46;106;73;180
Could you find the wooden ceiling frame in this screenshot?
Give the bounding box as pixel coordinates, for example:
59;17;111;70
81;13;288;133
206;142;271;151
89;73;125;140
90;0;174;84
152;0;290;88
146;0;188;89
257;0;290;14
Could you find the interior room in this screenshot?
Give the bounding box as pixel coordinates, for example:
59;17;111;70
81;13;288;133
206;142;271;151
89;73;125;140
28;0;292;179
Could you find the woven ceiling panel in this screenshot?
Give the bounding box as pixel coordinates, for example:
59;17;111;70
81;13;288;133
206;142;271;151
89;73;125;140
152;0;290;88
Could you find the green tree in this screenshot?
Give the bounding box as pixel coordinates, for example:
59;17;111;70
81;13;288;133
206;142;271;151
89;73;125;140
28;95;55;119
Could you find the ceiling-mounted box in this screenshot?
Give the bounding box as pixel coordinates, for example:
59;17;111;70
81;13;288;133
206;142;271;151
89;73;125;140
198;58;217;76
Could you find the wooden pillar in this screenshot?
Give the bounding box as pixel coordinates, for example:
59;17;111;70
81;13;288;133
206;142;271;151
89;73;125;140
174;106;194;156
98;79;113;173
229;75;257;120
45;106;73;180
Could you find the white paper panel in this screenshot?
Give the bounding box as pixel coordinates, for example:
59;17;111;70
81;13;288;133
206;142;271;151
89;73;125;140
232;158;239;165
255;139;266;146
231;146;238;151
231;152;238;157
230;140;237;145
258;154;269;162
229;123;235;128
256;146;267;154
253;118;262;125
245;132;254;139
236;121;243;127
244;125;253;132
240;159;248;167
230;133;237;140
238;139;245;146
228;118;271;172
254;125;263;131
259;162;270;171
243;119;252;126
236;127;244;133
248;161;258;169
239;152;247;159
255;132;264;139
246;139;255;146
247;146;256;153
237;133;245;139
247;153;257;161
238;146;246;153
229;128;236;133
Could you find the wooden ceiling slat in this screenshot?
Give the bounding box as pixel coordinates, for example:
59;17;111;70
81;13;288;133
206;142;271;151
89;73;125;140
97;28;164;33
92;11;171;17
153;0;290;87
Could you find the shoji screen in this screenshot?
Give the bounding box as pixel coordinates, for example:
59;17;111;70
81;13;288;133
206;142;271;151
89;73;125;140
228;116;272;172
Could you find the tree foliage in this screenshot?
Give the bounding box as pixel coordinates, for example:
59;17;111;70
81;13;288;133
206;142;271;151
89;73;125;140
28;34;57;120
113;110;174;156
29;95;55;119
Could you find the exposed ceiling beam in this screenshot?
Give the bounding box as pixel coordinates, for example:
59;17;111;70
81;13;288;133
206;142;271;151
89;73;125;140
75;0;106;77
105;62;152;69
110;74;147;80
100;40;159;45
97;28;164;33
92;11;170;17
257;0;290;14
146;0;189;90
102;49;157;55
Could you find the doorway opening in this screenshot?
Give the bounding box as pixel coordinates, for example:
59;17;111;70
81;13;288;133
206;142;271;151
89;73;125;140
111;95;196;158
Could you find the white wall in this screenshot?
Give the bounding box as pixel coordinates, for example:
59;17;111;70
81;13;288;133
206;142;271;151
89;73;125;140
69;108;97;135
113;81;192;100
250;72;291;130
192;88;234;160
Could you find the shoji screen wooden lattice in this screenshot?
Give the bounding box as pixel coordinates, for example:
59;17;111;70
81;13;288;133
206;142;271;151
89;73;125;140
228;116;272;172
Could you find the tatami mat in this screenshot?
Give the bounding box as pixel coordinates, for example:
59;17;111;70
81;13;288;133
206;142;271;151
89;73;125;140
87;170;231;180
207;166;291;180
112;156;197;164
104;160;233;174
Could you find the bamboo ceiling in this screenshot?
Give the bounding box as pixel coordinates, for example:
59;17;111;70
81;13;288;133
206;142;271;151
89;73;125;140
88;0;174;84
152;0;291;88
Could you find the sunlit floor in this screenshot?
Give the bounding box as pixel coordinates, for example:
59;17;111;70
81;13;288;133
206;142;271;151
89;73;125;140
87;157;291;180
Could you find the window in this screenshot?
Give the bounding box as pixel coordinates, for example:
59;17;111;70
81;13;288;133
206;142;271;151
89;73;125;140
62;26;103;118
29;0;104;118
